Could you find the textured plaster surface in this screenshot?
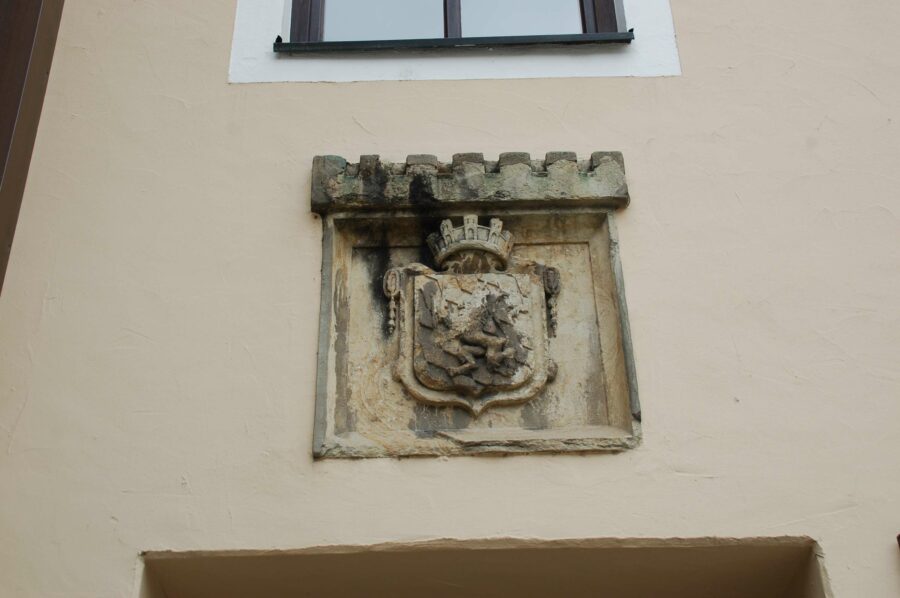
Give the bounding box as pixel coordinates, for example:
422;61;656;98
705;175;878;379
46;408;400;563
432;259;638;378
1;0;899;596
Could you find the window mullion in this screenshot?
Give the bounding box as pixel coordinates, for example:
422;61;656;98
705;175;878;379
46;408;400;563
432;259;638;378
581;0;598;33
291;0;325;42
444;0;462;38
309;0;325;41
592;0;619;33
290;0;309;43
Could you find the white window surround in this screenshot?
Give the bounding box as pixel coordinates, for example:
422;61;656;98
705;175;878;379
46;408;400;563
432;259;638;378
229;0;681;83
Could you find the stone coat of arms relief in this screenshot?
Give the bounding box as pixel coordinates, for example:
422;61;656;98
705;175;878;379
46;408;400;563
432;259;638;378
384;216;560;416
311;152;640;458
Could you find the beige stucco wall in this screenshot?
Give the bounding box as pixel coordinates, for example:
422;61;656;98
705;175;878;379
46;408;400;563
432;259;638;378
1;0;898;596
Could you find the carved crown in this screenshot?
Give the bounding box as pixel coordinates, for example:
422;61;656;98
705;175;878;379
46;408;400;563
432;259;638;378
426;215;513;267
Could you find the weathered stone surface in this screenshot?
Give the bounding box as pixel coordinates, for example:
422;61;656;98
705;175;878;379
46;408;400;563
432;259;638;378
311;151;637;459
412;273;541;408
310;152;629;214
384;216;558;417
451;152;485;170
313;206;640;458
406;154;439;167
545;151;578;165
498;152;532;168
310;155;347;211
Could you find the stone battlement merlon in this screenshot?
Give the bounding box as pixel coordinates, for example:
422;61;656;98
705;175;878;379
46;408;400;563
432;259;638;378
311;152;629;214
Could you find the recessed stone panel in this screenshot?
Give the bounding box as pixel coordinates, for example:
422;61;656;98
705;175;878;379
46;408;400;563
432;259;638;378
311;154;639;458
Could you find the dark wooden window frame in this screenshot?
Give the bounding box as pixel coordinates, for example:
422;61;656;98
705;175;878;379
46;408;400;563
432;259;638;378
276;0;631;53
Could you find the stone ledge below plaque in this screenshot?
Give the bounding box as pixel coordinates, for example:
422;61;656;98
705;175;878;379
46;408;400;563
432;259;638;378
311;152;639;458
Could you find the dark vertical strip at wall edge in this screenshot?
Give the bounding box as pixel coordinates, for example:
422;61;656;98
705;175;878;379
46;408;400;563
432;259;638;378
0;0;65;294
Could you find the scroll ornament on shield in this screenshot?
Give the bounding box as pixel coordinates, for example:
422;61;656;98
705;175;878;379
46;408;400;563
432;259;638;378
383;215;560;416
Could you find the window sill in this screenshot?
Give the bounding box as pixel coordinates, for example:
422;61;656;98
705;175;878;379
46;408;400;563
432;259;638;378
273;31;634;54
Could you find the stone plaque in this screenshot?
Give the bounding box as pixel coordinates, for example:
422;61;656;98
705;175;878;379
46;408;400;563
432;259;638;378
311;152;640;458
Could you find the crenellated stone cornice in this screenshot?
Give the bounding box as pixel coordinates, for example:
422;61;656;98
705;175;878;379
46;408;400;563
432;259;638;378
311;152;628;214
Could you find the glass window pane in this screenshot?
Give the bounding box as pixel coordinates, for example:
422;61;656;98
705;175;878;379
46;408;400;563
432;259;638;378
323;0;445;42
461;0;584;38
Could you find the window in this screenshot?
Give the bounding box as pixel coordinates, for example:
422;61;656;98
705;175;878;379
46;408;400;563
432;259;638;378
231;0;680;83
275;0;631;53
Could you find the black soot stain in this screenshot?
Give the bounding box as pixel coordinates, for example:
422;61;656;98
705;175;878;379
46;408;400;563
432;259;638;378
363;230;393;339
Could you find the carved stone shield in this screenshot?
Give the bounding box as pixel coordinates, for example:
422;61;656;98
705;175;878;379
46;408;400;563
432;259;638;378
413;273;535;397
384;215;558;416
